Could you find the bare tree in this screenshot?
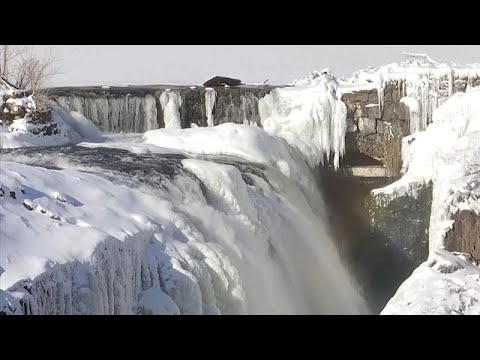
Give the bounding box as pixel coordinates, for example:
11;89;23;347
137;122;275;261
0;45;23;80
0;45;60;92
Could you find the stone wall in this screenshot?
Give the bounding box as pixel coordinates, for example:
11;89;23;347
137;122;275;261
341;85;409;176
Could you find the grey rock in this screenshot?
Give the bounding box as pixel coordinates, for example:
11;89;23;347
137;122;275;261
358;117;376;134
365;104;381;119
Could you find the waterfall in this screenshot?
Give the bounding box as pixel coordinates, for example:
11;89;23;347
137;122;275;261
1;143;367;315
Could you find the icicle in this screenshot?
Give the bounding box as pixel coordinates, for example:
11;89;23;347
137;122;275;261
205;88;217;127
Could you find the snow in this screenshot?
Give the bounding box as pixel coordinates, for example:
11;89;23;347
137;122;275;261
138;285;180;315
381;251;480;315
377;87;480;314
259;72;347;170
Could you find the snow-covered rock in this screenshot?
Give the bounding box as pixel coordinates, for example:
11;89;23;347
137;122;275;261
0;106;102;149
378;87;480;315
382;251;480;315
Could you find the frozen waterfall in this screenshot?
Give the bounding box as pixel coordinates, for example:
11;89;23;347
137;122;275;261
55;94;159;133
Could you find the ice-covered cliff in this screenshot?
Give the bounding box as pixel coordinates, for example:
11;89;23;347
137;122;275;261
378;87;480;315
341;53;480;135
259;71;347;170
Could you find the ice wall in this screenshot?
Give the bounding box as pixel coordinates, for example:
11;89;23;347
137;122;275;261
55;94;159;133
259;72;347;170
159;90;182;129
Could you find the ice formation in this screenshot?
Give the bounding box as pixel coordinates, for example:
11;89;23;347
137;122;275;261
0;133;367;314
159;90;182;129
143;124;324;213
377;87;480;315
205;88;217;127
55;94;159;133
259;72;347;170
341;53;480;134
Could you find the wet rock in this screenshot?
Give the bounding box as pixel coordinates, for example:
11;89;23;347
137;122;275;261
366;182;432;268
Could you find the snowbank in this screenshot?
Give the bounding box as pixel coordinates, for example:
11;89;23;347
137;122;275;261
259;71;347;170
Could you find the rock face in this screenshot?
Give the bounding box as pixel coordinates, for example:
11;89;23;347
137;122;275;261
319;171;430;313
342;86;407;176
203;76;242;87
444;210;480;261
365;183;432;269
